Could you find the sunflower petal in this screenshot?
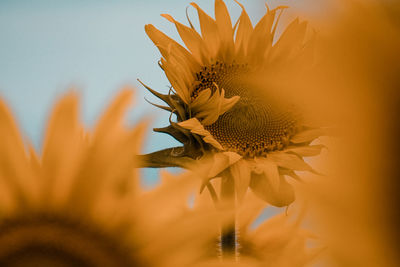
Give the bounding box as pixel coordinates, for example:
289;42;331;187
193;88;239;125
94;89;133;135
284;144;325;157
190;2;220;58
230;159;251;201
161;14;209;65
206;152;241;178
223;151;242;165
215;0;234;60
254;158;280;193
145;24;199;72
0;100;37;207
290;128;327;143
203;135;224;150
270;18;308;63
218;93;240;116
237;191;267;231
190;89;212;110
247;8;276;63
67;89;139;213
166;51;196;89
41;93;85;206
250;173;295;207
178;118;224;150
268;152;313;171
278;168;303;182
234;0;253;58
163;61;191;104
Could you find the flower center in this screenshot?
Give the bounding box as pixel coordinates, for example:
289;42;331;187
192;62;298;157
0;214;140;267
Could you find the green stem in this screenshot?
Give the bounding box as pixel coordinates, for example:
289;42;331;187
220;170;236;258
135;147;194;168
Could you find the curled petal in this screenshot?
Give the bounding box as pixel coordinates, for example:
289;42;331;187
178;118;224;150
192;86;240;125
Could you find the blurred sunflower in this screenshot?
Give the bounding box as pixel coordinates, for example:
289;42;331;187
195;183;323;266
143;0;326;207
0;89;220;267
236;194;322;266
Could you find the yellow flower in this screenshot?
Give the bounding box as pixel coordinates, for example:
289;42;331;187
195;182;323;266
143;0;326;207
236;193;322;266
0;89;220;267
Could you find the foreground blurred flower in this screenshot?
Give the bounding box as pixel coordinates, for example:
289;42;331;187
237;195;322;266
301;0;400;266
0;89;220;267
142;0;326;208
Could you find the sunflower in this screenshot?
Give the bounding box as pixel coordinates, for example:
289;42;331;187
236;193;323;266
0;89;220;267
194;182;323;266
142;0;326;208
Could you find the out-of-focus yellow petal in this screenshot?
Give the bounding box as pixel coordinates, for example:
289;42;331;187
0;87;230;267
0;100;37;208
41;92;85;207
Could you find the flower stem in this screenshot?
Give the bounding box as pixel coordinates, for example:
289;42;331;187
135;147;195;168
220;170;236;258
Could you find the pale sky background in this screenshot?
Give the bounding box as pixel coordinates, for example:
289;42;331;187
0;0;328;219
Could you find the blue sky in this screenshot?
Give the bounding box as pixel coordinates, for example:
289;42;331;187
0;0;324;188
